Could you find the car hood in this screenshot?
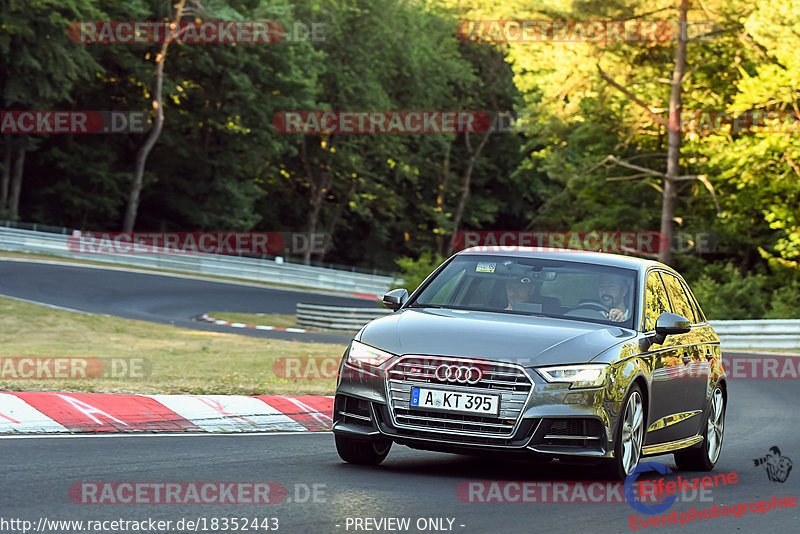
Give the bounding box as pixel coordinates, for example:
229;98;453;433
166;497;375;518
357;308;635;367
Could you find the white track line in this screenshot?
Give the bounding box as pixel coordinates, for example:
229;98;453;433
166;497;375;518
0;293;88;314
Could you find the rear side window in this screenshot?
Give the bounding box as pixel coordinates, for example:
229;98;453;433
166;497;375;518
643;271;671;331
661;272;696;323
683;281;707;323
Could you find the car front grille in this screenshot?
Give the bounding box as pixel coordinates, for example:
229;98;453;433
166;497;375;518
386;356;533;438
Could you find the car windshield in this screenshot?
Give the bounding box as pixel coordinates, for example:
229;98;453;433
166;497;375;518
410;254;637;329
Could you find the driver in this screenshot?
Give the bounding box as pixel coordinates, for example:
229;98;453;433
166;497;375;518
598;274;630;322
505;276;533;311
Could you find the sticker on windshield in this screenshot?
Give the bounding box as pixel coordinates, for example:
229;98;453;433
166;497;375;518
476;262;496;273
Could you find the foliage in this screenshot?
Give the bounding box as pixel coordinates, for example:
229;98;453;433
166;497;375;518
692;264;800;319
691;264;769;320
2;0;800;318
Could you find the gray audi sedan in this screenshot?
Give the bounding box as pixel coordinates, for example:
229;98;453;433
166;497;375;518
333;248;726;479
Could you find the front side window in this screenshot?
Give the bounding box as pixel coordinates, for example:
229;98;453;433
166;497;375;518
643;271;671;332
409;255;637;328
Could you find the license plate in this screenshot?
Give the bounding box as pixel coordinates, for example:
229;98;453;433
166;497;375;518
410;387;499;416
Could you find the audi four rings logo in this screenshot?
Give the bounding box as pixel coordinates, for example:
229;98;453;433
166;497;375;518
435;364;483;384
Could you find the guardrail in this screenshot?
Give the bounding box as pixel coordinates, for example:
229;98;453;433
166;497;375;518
296;303;390;331
294;305;800;348
0;226;397;295
708;320;800;349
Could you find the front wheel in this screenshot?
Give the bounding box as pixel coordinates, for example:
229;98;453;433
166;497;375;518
335;434;392;465
603;384;645;480
674;387;725;471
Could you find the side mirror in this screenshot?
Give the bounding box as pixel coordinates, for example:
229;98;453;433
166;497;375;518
382;288;408;311
652;312;691;345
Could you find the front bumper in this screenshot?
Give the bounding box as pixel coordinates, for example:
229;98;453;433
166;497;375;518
333;355;617;459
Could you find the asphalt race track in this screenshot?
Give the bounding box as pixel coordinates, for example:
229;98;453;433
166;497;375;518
2;379;798;534
0;259;375;343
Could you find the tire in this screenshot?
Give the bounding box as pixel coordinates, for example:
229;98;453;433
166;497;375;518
674;386;725;471
335;434;392;465
603;383;645;480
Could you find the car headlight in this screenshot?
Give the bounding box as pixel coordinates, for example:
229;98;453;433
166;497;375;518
346;340;395;369
537;364;610;389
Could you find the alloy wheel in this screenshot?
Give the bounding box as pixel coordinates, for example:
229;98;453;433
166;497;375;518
621;391;644;475
706;388;725;464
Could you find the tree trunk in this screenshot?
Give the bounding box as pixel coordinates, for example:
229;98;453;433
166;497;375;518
435;140;452;257
314;176;356;263
450;130;491;254
9;148;25;221
122;0;187;232
1;145;10;211
659;0;689;265
304;172;330;265
300;137;332;265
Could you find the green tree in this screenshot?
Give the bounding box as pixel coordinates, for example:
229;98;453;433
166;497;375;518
0;0;102;219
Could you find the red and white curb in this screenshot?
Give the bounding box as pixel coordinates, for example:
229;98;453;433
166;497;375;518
196;313;315;333
0;392;333;433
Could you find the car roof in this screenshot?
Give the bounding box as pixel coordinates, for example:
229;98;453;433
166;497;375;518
457;246;672;274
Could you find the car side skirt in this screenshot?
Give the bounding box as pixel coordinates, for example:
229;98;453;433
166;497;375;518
642;434;704;456
647;410;703;432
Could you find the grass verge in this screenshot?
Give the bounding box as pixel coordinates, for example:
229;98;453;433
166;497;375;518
0;296;343;395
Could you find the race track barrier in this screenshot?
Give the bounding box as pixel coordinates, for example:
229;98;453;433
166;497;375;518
296;303;390;331
0;225;396;295
708;320;800;349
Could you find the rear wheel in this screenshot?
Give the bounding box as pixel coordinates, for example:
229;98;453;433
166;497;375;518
603;384;644;480
674;387;725;471
335;434;392;465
